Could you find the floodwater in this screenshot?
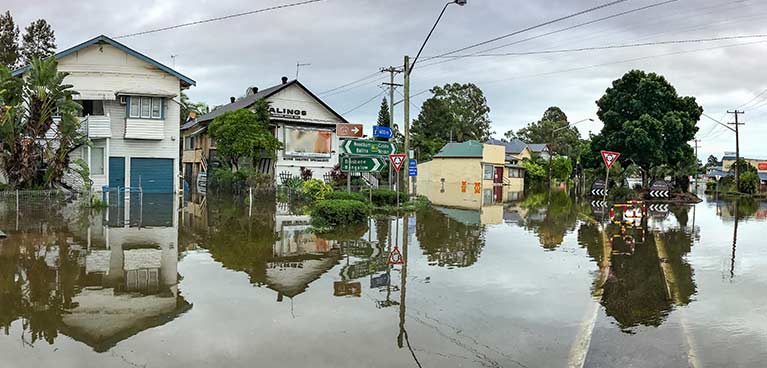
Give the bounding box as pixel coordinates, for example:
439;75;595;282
0;190;765;367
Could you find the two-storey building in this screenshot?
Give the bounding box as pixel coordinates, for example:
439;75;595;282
12;35;195;193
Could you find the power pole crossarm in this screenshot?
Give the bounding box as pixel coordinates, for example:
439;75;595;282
727;110;745;192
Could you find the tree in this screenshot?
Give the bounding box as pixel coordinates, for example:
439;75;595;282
0;58;87;189
376;97;390;127
411;82;492;160
21;19;55;65
0;11;20;69
588;70;701;188
705;155;718;169
514;107;581;158
179;91;208;124
728;158;759;193
208;100;282;171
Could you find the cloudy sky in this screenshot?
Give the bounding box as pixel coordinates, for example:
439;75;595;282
7;0;767;160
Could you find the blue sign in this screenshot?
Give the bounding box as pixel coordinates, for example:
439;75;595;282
373;125;393;139
408;159;417;177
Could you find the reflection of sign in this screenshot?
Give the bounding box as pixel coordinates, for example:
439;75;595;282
601;150;621;169
337;123;364;138
389;154;406;172
591;179;607;196
341;139;396;155
373;125;393;139
284;127;332;157
461;181;467;192
649;180;671;198
341;156;385;172
370;273;389;288
333;281;361;297
408;159;417;177
388;246;403;265
474;182;481;194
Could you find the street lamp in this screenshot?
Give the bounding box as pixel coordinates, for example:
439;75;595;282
547;118;595;186
404;0;466;195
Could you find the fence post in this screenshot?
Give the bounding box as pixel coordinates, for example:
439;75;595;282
249;187;253;218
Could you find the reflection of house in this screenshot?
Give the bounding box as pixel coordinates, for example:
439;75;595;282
181;78;351;187
12;35;195;193
61;195;189;352
417;140;514;209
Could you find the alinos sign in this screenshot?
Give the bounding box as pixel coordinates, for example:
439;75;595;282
269;107;308;119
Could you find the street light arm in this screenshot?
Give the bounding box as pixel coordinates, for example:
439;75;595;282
409;1;458;75
552;118;595;133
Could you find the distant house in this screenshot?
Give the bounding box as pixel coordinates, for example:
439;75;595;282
181;78;350;188
417;140;514;209
12;35;195;193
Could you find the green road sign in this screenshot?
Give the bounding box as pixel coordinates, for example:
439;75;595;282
341;156;386;172
340;139;396;155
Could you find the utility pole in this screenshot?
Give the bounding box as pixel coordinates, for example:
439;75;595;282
693;139;701;192
403;55;411;195
727;110;744;191
381;66;403;190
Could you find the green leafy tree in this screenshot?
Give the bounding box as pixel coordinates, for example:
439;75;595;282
513;107;581;158
550;156;573;182
376;97;390;127
179;91;208;123
21;19;55;65
0;11;20;69
411;83;492;160
729;159;759;193
0;58;86;189
705;154;718;169
208;100;282;171
587;70;701;189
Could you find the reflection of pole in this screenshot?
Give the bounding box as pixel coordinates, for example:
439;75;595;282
603;167;610;203
398;216;406;348
385;218;393;303
731;200;739;278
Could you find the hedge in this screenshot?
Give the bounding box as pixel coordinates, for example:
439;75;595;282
360;188;408;206
324;191;368;202
311;199;369;226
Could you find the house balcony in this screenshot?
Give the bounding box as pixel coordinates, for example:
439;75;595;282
81;115;111;138
182;148;203;163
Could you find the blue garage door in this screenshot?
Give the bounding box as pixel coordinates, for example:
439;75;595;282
130;158;174;193
109;157;125;189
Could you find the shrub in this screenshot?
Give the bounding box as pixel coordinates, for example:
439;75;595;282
324;191;368;202
361;188;407;206
300;167;313;181
610;186;638;201
311;199;369;226
302;179;333;201
740;171;759;194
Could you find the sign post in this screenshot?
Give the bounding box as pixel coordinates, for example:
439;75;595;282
389;153;406;207
600;150;621;202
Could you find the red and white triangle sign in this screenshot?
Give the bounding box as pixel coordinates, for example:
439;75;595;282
389;153;406;172
601;150;621;169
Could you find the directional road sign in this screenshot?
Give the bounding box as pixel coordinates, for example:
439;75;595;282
373;125;393;139
408;159;417;177
341;139;396;155
341;156;386;172
389;154;406;172
601;150;621;169
649;180;671;198
336;124;364;138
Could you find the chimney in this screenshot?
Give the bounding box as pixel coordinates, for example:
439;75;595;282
230;96;236;103
281;76;288;84
246;86;259;96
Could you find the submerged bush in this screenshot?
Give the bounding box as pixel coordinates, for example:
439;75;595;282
360;188;408;206
324;191;368;202
311;199;369;226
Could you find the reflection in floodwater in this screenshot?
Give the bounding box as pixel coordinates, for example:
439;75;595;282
0;194;188;352
415;207;486;268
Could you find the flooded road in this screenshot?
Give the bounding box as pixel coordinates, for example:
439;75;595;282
0;190;765;367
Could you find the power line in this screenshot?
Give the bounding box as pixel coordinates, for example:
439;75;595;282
427;0;633;59
437;34;767;58
318;71;381;95
114;0;325;39
341;90;386;116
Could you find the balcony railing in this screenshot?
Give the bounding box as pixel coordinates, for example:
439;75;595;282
47;115;112;139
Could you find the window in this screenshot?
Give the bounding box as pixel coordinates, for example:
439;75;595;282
128;96;163;119
151;97;162;118
77;100;105;117
129;97;140;118
483;164;494;180
140;97;151;118
91;147;105;175
509;168;523;178
184;136;194;150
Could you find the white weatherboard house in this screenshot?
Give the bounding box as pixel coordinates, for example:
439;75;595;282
12;35;195;193
186;78;350;184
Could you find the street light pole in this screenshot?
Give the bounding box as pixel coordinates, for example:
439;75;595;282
547;118;594;187
404;0;466;195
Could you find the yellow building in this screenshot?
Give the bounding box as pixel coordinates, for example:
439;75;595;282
417;140;522;210
721;153;767;173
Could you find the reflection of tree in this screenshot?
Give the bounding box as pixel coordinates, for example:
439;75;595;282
577;222;605;265
599;226;697;332
416;207;485;268
521;191;581;249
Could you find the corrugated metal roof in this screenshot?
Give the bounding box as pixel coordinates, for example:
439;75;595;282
434;140;484;158
195;82;289;124
528;143;549;153
486;138;528;154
